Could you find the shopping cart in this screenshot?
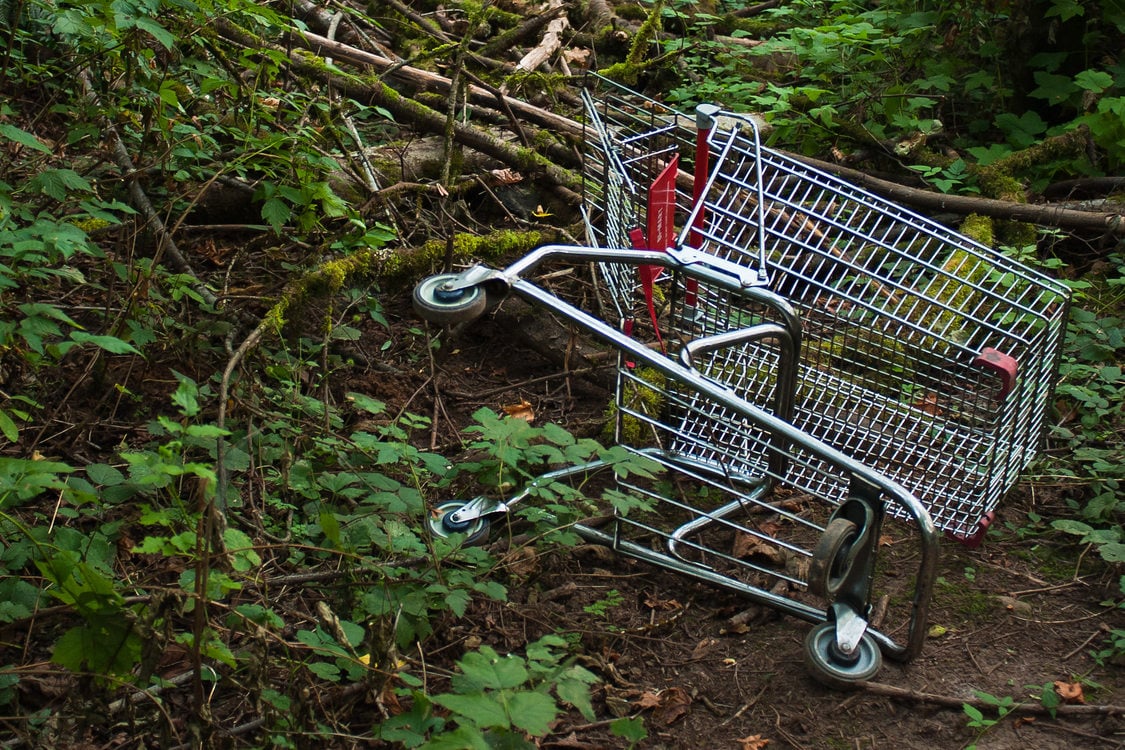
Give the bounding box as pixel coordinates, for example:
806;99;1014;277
411;75;1070;686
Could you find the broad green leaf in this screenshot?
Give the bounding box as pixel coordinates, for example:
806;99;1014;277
1051;519;1094;536
171;373;200;416
417;725;488;750
452;648;528;692
507;690;558;735
28;169;93;201
52;619;142;675
1097;543;1125;563
0;123;52;153
224;528;262;571
132;16;176;50
69;331;142;355
307;661;342;682
557;674;597;722
1075;69;1114;93
432;692;509;729
0;410;18;443
261;198;290;232
1029;71;1077;104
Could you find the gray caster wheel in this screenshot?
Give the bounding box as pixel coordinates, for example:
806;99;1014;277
808;517;859;599
428;501;491;545
803;621;882;690
413;274;487;325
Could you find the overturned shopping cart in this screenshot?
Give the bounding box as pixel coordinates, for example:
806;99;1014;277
411;75;1071;686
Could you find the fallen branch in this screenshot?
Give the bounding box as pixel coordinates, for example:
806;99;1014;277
290;28;585;139
511;0;569;75
788;151;1125;236
216;22;584;201
857;680;1125;717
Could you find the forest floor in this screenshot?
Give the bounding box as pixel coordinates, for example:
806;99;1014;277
362;281;1124;750
3;3;1123;748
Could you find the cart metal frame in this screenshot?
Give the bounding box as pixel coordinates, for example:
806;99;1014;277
411;75;1069;686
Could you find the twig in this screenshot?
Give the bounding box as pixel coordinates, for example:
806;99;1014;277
718;683;770;727
106;131;221;309
1039;718;1125;747
1063;624;1111;661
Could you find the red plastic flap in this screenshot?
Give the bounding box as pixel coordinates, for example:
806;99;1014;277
647;155;678;252
973;347;1018;398
628;226;646;250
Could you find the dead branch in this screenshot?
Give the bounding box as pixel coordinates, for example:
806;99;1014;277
479;3;568;60
292;28;585;139
788;152;1125;236
215;20;583;203
858;680;1125;717
733;0;784;17
512;0;570;75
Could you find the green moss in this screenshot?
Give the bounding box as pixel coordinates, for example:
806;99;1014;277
602;367;666;445
69;217;114;233
723;17;782;37
597;1;663;85
936;577;995;623
615;4;650;21
381;229;542;279
958;213;994;247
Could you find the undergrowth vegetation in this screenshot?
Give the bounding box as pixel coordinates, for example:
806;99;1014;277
0;0;1121;746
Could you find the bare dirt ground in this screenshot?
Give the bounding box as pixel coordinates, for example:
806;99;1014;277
368;283;1125;750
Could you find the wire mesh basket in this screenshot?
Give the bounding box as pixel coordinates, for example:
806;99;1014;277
580;74;1071;545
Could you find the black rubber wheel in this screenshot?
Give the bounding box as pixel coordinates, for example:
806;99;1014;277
412;274;487;325
803;621;882;690
807;517;859;599
428;501;491;545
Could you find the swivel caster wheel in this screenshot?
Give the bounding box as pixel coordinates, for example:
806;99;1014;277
413;274;488;325
428;501;491;546
803;621;882;690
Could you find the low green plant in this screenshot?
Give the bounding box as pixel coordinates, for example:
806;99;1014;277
378;635;598;749
583;588;625;619
962;690;1016;749
610;716;649;748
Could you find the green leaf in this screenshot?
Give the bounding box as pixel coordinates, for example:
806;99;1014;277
610;717;648;743
171;373;201;417
307;661;341;681
0;123;52;153
346;392;386;415
1051;519;1094;537
1029;71;1078;105
223;528;262;571
261;198;290;232
86;463;125;486
52;619;142;676
453;648;528;691
507;690;558;735
132;16;176;50
0;410;19;443
417;725;489;750
28;169;93;201
69;331;142;355
1075;69;1114;94
1097;542;1125;563
432;692;509;729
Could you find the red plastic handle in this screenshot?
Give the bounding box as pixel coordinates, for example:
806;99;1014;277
973;347;1018;398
